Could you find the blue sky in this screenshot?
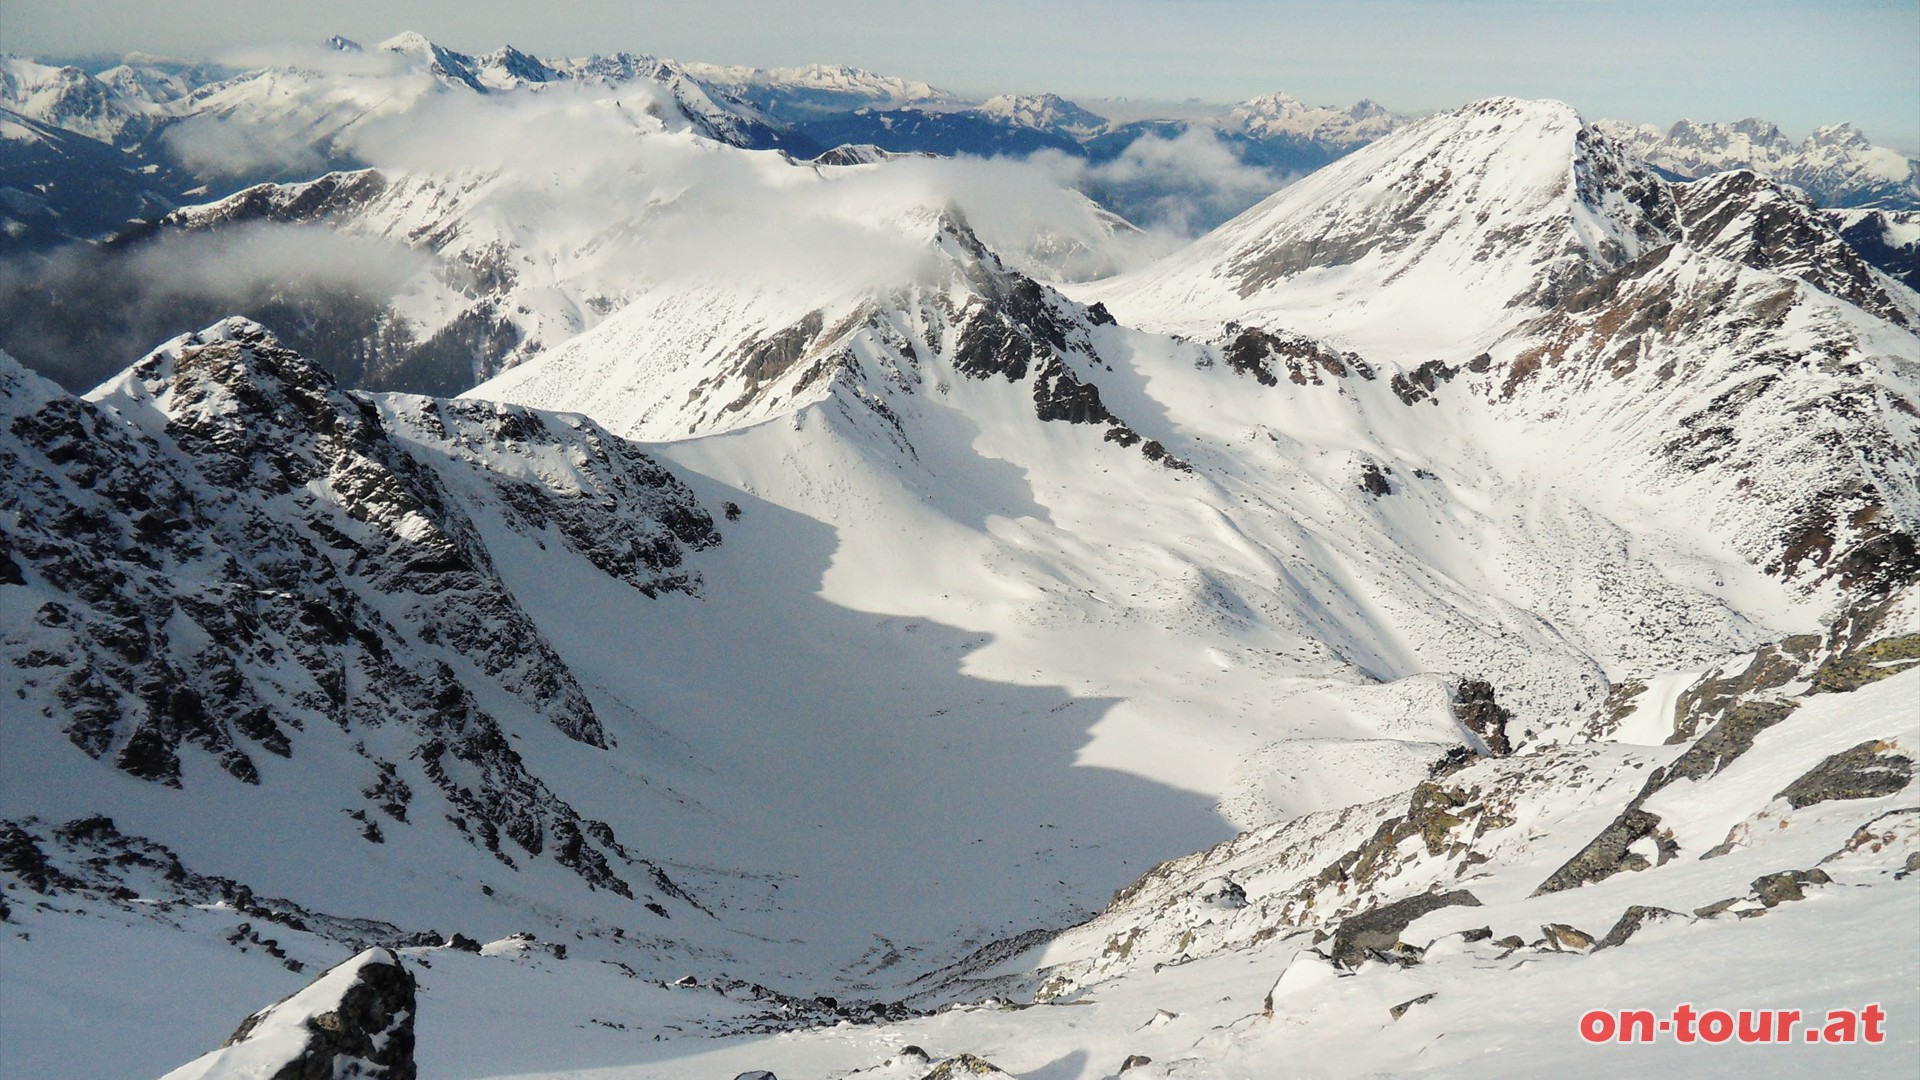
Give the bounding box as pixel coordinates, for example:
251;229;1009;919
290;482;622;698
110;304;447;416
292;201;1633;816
7;0;1917;148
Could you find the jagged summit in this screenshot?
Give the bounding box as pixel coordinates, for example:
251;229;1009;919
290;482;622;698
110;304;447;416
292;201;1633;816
1597;113;1920;210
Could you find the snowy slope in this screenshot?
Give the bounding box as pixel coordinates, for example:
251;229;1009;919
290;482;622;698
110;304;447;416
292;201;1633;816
1088;97;1677;351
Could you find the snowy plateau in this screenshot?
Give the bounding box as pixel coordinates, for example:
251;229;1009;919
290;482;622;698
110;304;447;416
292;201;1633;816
2;32;1919;1080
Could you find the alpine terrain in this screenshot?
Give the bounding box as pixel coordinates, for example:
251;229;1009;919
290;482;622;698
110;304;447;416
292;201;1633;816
1;31;1917;1080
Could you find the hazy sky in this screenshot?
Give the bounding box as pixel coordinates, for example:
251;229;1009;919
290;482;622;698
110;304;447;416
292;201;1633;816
6;0;1917;148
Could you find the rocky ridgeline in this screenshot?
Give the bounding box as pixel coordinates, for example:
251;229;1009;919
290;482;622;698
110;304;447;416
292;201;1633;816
661;212;1192;471
909;601;1916;1009
1;318;719;897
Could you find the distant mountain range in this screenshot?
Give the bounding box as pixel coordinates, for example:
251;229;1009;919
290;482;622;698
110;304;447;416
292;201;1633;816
6;34;1915;257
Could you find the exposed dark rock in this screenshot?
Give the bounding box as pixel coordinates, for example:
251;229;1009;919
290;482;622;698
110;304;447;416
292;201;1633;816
1533;807;1662;895
1426;744;1478;778
1218;324;1376;387
1358;462;1393;497
921;1053;1013;1079
1580;679;1648;740
1693;897;1744;919
1538;923;1595;951
1390;993;1437;1020
1777;741;1913;808
445;933;482;953
1807;634;1920;694
1751;868;1832;907
1452;679;1513;756
1328;888;1480;968
1668;637;1818;742
213;948;417;1080
1659;701;1797;785
1390;359;1457;405
1676;170;1912;328
1829;208;1920;291
1596;905;1685;950
1;325;712;898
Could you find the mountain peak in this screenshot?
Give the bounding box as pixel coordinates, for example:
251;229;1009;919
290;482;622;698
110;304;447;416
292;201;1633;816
375;30;438;55
975;92;1107;135
1091;96;1673;346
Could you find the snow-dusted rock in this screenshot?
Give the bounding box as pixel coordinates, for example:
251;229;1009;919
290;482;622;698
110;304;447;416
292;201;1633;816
160;948;416;1080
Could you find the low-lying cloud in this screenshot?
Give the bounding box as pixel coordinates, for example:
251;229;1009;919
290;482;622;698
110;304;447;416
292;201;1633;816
0;224;433;391
1075;127;1293;237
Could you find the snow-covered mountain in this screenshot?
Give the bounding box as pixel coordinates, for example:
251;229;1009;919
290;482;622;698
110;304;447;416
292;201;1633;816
0;106;184;252
1089;98;1677;348
975;93;1112;139
1219;92;1399;150
1597;116;1920;210
3;85;1918;1080
0;56;158;146
1827;206;1920;291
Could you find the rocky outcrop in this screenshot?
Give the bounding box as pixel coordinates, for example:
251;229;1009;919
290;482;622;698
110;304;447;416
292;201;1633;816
1533;807;1666;895
162;948;416;1080
1217;323;1376;388
1328;889;1480;968
1777;742;1914;808
1595;905;1686;950
920;1054;1015;1079
1452;679;1513;756
1751;868;1832;907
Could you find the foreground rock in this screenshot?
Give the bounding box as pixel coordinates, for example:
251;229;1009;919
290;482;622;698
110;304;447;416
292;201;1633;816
161;948;416;1079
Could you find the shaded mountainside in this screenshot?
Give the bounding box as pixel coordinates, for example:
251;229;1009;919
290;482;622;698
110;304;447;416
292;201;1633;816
2;318;718;901
0;106;187;254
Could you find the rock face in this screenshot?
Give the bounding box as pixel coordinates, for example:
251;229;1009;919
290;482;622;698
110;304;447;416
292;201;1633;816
1328;889;1480;968
1452;679;1513;756
161;948;416;1080
1675;170;1913;328
1777;742;1914;808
